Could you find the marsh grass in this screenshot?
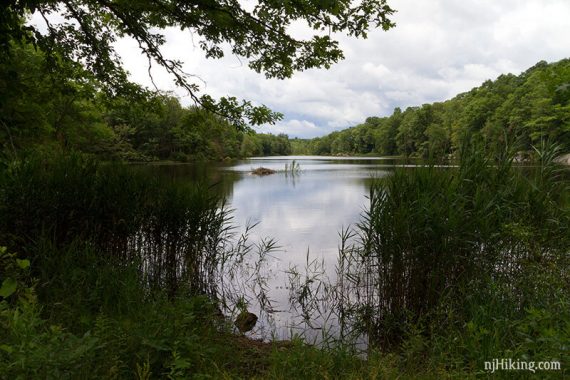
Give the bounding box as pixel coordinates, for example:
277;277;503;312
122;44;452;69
281;143;568;376
284;160;301;176
0;153;232;298
0;243;392;380
0;152;299;378
1;148;568;378
328;143;570;373
0;152;281;329
0;152;283;330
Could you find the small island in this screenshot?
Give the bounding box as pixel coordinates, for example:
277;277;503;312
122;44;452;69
251;167;277;176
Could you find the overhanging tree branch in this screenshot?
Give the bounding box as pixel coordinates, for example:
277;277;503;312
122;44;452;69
1;0;395;128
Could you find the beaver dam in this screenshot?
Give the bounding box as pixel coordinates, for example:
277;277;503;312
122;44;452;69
251;167;276;175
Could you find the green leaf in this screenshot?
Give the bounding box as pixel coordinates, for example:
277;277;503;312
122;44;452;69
16;259;30;269
0;278;17;298
0;345;13;353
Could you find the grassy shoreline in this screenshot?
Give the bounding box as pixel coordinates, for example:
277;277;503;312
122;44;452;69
1;150;568;378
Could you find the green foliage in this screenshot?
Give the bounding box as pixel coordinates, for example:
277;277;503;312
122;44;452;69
2;0;395;127
0;154;251;377
0;247;33;304
240;133;293;158
0;43;293;161
266;340;363;379
0;42;116;158
0;152;232;299
335;143;569;375
0;268;231;379
301;59;570;159
0;245;389;379
0;148;567;378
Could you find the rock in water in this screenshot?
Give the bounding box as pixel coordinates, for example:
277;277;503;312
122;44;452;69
235;311;258;333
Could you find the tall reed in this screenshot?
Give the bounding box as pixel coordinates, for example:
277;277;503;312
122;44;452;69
0;153;232;301
336;143;569;350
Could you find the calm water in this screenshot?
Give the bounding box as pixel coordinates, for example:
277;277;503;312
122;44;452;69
140;157;565;342
143;156;410;340
227;156;396;267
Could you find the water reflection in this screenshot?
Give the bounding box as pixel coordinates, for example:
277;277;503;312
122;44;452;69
139;156;399;341
221;156;392;340
227;161;384;269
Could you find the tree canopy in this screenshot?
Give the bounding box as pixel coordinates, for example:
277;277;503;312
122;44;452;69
0;41;293;160
1;0;395;129
293;59;570;159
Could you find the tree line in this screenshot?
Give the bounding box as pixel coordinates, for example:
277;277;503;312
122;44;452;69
293;59;570;159
0;43;291;161
2;40;568;162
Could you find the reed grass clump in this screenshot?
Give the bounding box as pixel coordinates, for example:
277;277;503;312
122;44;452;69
0;152;230;302
335;144;569;371
0;153;323;379
284;160;301;175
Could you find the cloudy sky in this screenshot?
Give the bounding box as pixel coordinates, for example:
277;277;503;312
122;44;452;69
113;0;570;138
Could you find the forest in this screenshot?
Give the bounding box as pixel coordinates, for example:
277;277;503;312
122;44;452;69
0;44;292;161
293;59;570;159
4;43;568;162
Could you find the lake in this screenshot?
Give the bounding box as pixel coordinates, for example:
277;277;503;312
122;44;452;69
143;155;412;341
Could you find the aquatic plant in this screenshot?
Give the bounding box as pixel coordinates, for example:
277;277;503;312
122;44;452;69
282;143;569;375
0;153;243;301
284;160;301;175
332;143;569;370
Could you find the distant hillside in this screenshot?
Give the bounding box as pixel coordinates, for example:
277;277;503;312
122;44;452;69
293;59;570;158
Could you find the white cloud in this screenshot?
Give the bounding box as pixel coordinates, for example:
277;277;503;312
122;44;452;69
105;0;570;138
256;119;321;137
